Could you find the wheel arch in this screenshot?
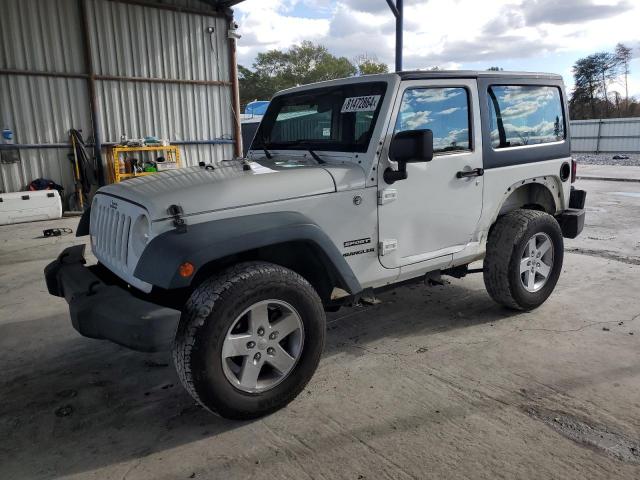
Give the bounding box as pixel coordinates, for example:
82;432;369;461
483;178;562;242
190;240;351;303
497;178;561;217
134;212;361;301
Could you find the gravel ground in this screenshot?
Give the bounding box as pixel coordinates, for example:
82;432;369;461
574;153;640;166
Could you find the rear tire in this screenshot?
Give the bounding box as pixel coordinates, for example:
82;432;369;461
483;209;563;311
173;261;326;419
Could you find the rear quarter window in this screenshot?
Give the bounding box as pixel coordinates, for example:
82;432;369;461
488;85;565;149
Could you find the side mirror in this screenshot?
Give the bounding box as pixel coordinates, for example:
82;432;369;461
389;129;434;163
385;129;433;184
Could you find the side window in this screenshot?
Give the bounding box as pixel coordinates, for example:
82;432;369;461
395;87;470;153
488;85;565;149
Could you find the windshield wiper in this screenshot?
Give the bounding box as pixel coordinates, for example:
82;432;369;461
307;149;325;164
260;139;325;164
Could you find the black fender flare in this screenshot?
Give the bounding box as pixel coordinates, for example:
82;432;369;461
134;212;362;294
76;207;91;236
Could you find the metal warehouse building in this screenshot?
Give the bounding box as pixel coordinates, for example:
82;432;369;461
0;0;244;198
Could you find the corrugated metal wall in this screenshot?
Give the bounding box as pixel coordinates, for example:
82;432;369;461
87;0;235;168
0;0;91;194
0;0;235;200
570;118;640;153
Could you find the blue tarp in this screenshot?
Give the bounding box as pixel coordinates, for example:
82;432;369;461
245;101;270;116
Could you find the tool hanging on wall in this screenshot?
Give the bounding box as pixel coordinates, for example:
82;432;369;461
68;129;97;211
70;131;83;210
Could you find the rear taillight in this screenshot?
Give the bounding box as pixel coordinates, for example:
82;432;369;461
571;158;577;183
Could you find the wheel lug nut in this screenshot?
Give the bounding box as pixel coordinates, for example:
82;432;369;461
267;347;275;355
254;352;261;361
269;331;278;340
247;341;256;349
257;327;264;336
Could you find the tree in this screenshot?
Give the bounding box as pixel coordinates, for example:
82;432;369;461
238;41;357;107
238;65;279;106
487;66;503;71
591;51;618;115
358;59;389;75
615;43;632;109
571;55;599;118
353;54;389;75
569;46;640;120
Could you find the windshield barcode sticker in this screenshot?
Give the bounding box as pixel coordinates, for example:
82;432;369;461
341;95;381;113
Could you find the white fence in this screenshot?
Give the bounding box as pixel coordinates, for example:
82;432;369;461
570;117;640;153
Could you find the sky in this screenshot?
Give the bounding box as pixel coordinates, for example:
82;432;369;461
233;0;640;97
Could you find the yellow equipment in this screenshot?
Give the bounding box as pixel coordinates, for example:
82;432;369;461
110;145;181;183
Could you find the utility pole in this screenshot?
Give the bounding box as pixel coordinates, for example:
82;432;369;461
386;0;403;71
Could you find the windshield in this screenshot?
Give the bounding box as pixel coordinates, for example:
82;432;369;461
252;82;387;154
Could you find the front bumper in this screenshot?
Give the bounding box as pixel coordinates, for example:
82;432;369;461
557;188;586;239
44;245;180;352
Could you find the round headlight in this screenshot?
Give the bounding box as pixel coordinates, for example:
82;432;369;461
131;215;150;258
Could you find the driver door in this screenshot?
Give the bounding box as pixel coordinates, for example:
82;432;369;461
378;79;484;269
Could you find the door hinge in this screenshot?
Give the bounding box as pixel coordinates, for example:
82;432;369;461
378;188;398;205
379;239;398;256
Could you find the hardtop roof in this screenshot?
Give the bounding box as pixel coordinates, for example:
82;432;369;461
274;70;564;97
397;70;563;81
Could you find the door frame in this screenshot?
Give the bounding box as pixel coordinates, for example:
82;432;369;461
376;78;484;269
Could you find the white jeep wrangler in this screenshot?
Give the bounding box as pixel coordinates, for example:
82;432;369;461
46;71;586;419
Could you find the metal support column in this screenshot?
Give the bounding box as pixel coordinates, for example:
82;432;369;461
227;14;243;158
78;0;106;186
386;0;403;72
595;119;603;154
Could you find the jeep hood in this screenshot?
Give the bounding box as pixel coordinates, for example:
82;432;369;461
97;159;365;220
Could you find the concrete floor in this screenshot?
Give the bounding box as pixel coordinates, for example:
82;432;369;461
1;179;639;479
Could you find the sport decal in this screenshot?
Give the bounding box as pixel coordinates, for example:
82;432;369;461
343;237;371;248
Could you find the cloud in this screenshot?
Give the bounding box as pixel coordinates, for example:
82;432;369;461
234;0;640;86
491;120;563;146
234;0;330;66
434;128;469;150
501;101;543;119
322;4;395;61
409;88;463;103
494;86;558;119
337;0;392;13
398;110;432;130
499;85;554;103
339;0;424;14
438;107;461;115
521;0;632;26
482;9;526;34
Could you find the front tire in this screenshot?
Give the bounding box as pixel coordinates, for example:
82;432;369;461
173;261;326;419
483;209;564;311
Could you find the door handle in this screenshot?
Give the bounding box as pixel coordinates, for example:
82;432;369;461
456;168;484;179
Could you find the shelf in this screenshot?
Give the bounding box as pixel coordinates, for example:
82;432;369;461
113;145;175;152
110;144;181;183
117;172;157;179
